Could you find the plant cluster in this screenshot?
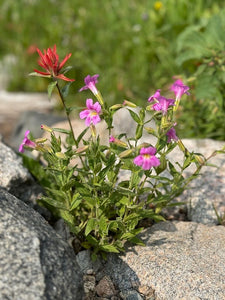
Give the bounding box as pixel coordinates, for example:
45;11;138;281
20;46;224;259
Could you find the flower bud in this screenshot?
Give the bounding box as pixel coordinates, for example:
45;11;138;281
194;154;205;165
55;152;67;159
109;136;127;148
123;100;137;108
119;149;133;158
110;104;123;110
90;124;96;138
41;124;53;133
35;138;47;143
75;145;89;154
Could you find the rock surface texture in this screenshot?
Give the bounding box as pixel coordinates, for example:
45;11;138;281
0;189;84;300
101;221;225;299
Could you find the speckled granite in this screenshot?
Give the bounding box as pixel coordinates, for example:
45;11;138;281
0;189;83;300
102;221;225;299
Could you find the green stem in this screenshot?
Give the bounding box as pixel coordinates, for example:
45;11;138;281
56;82;78;147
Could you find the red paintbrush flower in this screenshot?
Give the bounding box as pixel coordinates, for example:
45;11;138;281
33;45;74;82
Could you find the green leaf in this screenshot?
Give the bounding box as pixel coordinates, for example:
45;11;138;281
62;65;74;74
100;244;120;253
70;193;82;211
99;215;108;235
85;218;97;236
129;236;145;246
77;127;89;144
39;196;66;210
52;127;71;134
108;221;118;232
128;109;141;124
135;124;143;140
61;81;73;98
48;81;57;99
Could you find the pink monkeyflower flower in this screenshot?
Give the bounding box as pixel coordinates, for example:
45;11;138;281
79;74;99;95
34;45;74;82
166;127;178;143
148;89;161;102
148;89;174;115
109;135;116;143
170;79;190;101
79;98;102;126
152;97;174;115
19;130;36;153
109;135;127;148
133;147;160;170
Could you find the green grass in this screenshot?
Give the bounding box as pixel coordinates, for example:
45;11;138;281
0;0;224;139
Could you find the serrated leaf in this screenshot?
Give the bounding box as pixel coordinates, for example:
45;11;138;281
85;218;97;236
39;196;66;209
70;193;82;211
100;244;119;253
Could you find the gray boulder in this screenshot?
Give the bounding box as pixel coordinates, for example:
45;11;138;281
168;139;225;224
0;140;43;209
0;188;83;300
102;221;225;299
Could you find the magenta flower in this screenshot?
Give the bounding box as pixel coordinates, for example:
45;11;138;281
19;130;36;153
79;74;99;95
170;79;190;100
148;89;161;102
133;147;160;170
148;89;174;115
79;98;101;126
166;127;178;143
109;135;116;143
152;97;174;115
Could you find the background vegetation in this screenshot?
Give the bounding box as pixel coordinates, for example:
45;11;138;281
0;0;224;139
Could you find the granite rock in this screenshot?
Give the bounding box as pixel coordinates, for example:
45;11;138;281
102;221;225;299
0;188;84;300
0;141;44;210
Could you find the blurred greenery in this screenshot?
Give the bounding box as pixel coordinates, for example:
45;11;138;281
0;0;224;139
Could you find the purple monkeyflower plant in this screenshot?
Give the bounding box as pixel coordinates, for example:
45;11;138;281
79;74;99;96
79;98;102;126
133;147;160;170
19;130;36;153
170;79;190;101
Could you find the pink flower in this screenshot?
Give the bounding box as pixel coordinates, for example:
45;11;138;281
148;89;174;115
152;97;174;115
109;135;116;142
133;147;160;170
148;89;161;102
19;130;36;153
79;99;101;126
34;45;74;82
79;74;99;95
170;79;190;100
166;127;178;143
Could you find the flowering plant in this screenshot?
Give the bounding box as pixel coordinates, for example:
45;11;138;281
21;46;224;259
